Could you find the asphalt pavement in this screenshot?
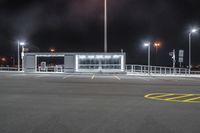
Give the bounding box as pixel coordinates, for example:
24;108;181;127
0;72;200;133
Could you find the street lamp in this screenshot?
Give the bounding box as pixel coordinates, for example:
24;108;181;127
153;41;161;65
154;42;161;53
189;28;199;74
144;42;151;75
104;0;107;52
17;41;25;71
49;48;56;52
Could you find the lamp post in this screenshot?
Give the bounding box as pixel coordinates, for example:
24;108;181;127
189;28;198;74
104;0;107;52
144;42;151;75
153;41;161;65
17;41;25;71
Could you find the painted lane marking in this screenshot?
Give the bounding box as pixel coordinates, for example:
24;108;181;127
144;93;200;103
114;75;121;80
34;75;48;78
183;96;200;102
91;74;95;80
165;94;193;100
62;75;73;79
145;93;175;99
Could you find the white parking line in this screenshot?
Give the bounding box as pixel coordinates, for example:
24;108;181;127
91;74;95;80
114;75;121;80
34;75;48;78
137;76;150;81
62;75;73;79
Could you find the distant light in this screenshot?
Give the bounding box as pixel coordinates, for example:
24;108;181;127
1;57;6;62
144;43;150;47
19;42;25;46
88;55;95;59
154;42;161;48
105;55;111;59
49;48;56;52
191;29;197;33
96;55;103;59
113;55;121;59
79;55;86;59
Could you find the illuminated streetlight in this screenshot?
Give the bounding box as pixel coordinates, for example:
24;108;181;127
18;41;26;71
49;48;56;52
189;28;199;74
144;42;151;75
153;41;161;65
1;57;6;62
104;0;107;52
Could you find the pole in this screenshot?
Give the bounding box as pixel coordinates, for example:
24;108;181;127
104;0;107;52
148;45;151;75
17;40;20;71
21;45;24;71
189;33;191;74
155;47;157;65
173;49;176;74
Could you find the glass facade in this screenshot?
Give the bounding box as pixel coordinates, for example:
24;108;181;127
76;54;124;72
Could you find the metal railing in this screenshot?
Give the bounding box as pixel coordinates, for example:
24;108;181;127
1;65;200;75
38;66;63;72
0;67;18;71
126;64;192;75
78;64;121;70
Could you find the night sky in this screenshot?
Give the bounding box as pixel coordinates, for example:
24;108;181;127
1;0;200;66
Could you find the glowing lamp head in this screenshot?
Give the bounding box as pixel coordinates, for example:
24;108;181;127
19;42;25;46
49;48;55;52
191;29;197;33
144;43;150;47
1;57;6;62
154;42;161;48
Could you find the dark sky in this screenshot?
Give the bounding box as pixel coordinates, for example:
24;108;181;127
0;0;200;66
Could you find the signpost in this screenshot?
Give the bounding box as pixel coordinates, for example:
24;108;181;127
178;50;184;67
169;49;176;74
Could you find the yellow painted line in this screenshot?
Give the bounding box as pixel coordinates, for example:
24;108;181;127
144;93;200;103
182;96;200;102
144;93;163;98
114;75;121;80
164;94;193;100
150;93;175;99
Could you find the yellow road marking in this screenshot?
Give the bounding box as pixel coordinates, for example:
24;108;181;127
164;94;193;100
182;96;200;102
150;93;175;99
144;93;200;103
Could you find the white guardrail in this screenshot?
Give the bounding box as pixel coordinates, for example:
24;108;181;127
126;65;200;75
1;65;200;75
0;67;18;71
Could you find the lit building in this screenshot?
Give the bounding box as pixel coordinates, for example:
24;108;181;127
24;52;125;73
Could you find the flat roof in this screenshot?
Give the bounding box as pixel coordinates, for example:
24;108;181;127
25;52;126;56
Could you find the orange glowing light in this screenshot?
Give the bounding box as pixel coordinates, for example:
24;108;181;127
49;48;56;52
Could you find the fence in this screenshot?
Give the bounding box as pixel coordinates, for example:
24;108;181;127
0;67;18;71
1;65;200;75
125;64;199;75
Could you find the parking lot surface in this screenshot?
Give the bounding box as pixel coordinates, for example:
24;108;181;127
1;72;200;133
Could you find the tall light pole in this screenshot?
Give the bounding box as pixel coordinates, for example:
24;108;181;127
189;28;198;74
144;42;151;75
17;41;25;71
153;41;161;65
18;40;20;71
104;0;107;52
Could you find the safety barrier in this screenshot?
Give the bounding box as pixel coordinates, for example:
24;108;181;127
0;67;18;71
125;64;199;75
